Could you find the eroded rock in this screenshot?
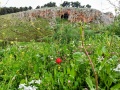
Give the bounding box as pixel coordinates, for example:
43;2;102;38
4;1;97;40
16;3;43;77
11;7;114;25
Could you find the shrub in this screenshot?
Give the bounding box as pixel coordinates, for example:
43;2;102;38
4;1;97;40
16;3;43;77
104;15;120;36
52;23;80;45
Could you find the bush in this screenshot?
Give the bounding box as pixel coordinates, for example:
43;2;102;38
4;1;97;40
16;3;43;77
104;15;120;36
52;23;80;44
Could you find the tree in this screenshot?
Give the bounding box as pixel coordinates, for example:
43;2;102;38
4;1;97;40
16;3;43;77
13;7;20;13
2;7;7;14
42;2;57;7
61;1;70;7
71;1;81;8
20;7;24;11
0;6;32;15
80;5;85;8
24;7;28;11
28;6;32;10
7;7;14;13
0;7;7;15
86;4;91;8
36;5;40;9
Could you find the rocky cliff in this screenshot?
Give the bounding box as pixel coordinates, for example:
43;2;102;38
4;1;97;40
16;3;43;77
11;7;114;25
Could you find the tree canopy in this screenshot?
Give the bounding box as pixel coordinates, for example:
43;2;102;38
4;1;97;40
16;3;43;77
61;1;91;8
41;2;57;8
0;6;32;15
61;1;70;7
0;1;92;15
71;1;81;8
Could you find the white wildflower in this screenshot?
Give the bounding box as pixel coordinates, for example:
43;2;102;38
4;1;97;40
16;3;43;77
97;56;104;62
113;64;120;72
29;79;42;84
18;83;26;89
18;79;42;90
18;84;38;90
24;86;37;90
68;80;71;83
36;54;40;57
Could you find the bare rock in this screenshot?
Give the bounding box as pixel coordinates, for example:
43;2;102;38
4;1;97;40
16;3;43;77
11;7;114;25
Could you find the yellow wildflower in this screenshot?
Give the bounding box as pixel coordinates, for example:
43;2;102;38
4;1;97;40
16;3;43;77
37;28;40;30
2;32;5;35
15;38;18;40
3;24;7;27
21;52;24;55
10;54;13;59
58;65;61;70
31;22;34;25
10;41;14;45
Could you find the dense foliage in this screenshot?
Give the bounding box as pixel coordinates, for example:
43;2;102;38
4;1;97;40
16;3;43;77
0;6;32;15
41;2;57;8
61;1;91;8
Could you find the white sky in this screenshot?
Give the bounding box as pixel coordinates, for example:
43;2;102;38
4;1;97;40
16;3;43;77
0;0;119;15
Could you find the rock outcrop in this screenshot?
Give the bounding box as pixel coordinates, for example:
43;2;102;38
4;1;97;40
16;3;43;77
11;7;114;25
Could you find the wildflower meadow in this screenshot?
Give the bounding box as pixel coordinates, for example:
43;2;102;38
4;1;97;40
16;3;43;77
0;13;120;90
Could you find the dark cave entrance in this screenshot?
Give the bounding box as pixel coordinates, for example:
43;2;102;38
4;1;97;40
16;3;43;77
61;13;69;20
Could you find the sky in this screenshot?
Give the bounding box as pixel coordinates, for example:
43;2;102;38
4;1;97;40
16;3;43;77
0;0;119;15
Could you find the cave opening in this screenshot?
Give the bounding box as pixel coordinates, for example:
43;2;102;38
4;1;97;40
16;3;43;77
61;13;69;20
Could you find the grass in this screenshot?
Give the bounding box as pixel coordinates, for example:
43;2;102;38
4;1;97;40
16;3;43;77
0;15;52;41
0;14;120;90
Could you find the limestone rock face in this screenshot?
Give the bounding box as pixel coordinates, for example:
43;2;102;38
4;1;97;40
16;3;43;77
12;7;114;25
100;12;114;25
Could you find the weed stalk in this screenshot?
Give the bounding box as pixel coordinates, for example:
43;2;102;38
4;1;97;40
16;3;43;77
80;22;98;90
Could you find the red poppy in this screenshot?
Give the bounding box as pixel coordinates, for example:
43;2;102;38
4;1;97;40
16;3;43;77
56;58;62;64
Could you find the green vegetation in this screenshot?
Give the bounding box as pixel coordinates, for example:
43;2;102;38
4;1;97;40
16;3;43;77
0;14;120;90
0;6;32;15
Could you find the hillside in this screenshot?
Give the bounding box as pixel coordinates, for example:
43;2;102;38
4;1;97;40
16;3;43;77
0;7;115;42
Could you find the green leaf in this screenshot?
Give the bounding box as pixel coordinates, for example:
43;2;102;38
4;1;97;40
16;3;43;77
34;65;39;72
34;73;39;79
86;77;95;90
73;52;86;62
20;79;26;84
110;84;120;90
70;68;75;78
99;59;107;71
54;68;57;78
60;77;63;86
75;81;79;87
67;67;70;74
102;46;106;53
